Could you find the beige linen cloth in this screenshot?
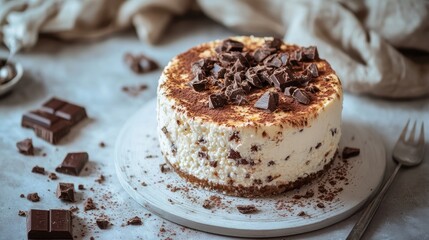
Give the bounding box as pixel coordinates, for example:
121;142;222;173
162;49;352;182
1;0;428;98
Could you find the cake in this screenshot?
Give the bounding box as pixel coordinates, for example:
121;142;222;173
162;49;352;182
157;36;342;197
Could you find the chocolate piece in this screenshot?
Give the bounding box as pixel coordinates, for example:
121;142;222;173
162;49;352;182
48;173;58;180
264;38;283;50
84;198;96;211
208;93;227;109
342;147;360;159
306;85;320;93
18;210;26;217
253;48;272;62
222;39;244;52
306;63;319;77
292;89;311;105
33;120;71;144
78;184;85;190
27;193;40;202
236;205;258;214
284;86;297;96
302;46;319;61
55;103;87;126
32;166;45;175
190;79;207;92
27;209;73;239
22;111;62;129
160;163;171;173
124;53;159;74
212;63;226;79
317;203;325;208
41;98;67;114
17;138;34;156
269;70;288;91
127;216;142;225
95;174;105;184
96;216;110;229
99;142;106;148
56;183;75;202
279;53;289;66
55;152;89;176
245;68;264;88
254;92;278;112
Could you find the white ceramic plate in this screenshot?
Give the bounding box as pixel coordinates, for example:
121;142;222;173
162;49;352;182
114;99;386;238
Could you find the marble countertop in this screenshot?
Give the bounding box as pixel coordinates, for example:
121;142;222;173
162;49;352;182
0;17;428;240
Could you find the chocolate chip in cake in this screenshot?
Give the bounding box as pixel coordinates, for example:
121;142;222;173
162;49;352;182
95;175;105;184
56;183;75;202
198;152;208;160
292;89;311;105
253;48;273;62
190;79;208;92
254;91;279;112
342;147;360;159
31;165;45;175
208;93;227;109
209;161;218;168
27;193;40;202
127;216;143;225
221;39;244;52
306;85;320;93
263;38;283;50
267;161;275;166
16;138;34;156
236;205;258;214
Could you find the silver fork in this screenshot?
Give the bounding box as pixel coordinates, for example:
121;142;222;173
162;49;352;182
346;120;426;240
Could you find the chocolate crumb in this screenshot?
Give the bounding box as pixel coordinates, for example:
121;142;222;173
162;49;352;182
27;193;40;202
48;173;58;180
317;203;325;208
141;182;147;187
56;183;75;202
267;161;275;166
84;198;96;211
237;205;258;214
18;210;26;217
127;216;142;225
99;142;106;148
31;165;45;175
160;163;171;173
70;206;79;212
95;175;105;184
20;194;25;198
16;138;34;156
78;184;85;190
342;147;360;159
298;211;308;217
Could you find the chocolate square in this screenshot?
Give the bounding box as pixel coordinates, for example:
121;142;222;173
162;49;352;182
55;152;89;176
55;103;87;126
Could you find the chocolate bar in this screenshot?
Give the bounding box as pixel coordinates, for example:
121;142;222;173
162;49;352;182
55;152;88;176
21;98;87;144
27;209;73;239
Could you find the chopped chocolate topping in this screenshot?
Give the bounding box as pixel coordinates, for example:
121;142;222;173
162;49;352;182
317;203;325;208
254;91;279;112
292;89;311;105
160;163;171;173
32;165;45;175
219;39;244;52
16;138;34;156
190;79;207;92
127;216;143;225
306;85;320;93
27;193;40;202
56;183;75;202
124;52;159;74
208;93;227;109
236;205;258;214
96;216;110;230
302;46;319;61
306;63;319;77
342;147;360;159
264;38;284;50
284;86;297;96
84;198;96;211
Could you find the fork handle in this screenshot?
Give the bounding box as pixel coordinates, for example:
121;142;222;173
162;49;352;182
346;163;402;240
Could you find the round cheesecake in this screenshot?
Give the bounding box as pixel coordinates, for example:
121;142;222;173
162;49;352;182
157;36;342;197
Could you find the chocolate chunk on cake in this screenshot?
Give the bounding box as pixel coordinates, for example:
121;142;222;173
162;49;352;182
157;36;342;197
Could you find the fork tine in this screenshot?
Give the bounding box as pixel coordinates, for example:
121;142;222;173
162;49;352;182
399;119;410;142
408;120;417;143
418;122;425;145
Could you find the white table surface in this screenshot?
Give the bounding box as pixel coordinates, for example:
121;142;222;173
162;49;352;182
0;16;428;240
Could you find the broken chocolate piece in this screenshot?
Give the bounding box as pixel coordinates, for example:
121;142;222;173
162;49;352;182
236;205;258;214
284;86;297;96
160;163;171;173
32;166;45;175
56;183;75;202
27;209;73;240
254;92;279;112
127;216;142;225
84;198;96;211
55;152;89;176
302;46;319;61
269;70;288;91
27;193;40;202
124;53;159;74
18;210;26;217
342;147;360;159
16;138;34;155
48;173;58;180
253;48;273;62
208;93;227;109
306;63;319;77
96;216;110;229
292;89;311;105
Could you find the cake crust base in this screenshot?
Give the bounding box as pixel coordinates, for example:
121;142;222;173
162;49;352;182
164;153;336;198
